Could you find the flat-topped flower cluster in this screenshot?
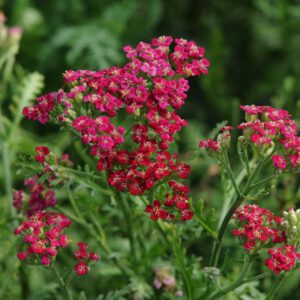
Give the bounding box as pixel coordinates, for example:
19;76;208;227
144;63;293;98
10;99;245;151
14;147;100;275
200;105;300;172
22;36;210;222
232;204;300;274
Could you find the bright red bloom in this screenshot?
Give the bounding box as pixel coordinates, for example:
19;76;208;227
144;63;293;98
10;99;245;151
74;262;89;276
35;146;50;163
73;242;100;276
232;204;285;252
15;211;72;266
272;155;287;170
265;245;300;274
146;200;168;221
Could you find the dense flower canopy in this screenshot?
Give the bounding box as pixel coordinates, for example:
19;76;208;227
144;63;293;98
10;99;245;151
22;36;211;222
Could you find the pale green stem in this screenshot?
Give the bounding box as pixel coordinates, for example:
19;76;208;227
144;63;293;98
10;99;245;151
265;272;288;300
172;230;193;300
207;256;253;300
51;265;73;300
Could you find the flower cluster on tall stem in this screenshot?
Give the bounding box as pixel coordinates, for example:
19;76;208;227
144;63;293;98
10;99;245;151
232;204;300;274
22;36;210;222
14;146;100;276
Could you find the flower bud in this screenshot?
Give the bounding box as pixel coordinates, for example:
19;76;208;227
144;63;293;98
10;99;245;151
281;208;300;244
7;26;22;43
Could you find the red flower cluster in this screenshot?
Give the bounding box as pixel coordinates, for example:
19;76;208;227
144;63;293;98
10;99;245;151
22;36;209;222
23;93;56;124
13;175;57;215
265;245;300;273
74;242;100;276
13;146;73;215
35;146;50;163
239;105;299;170
15;212;71;266
232;204;300;274
199;126;233;153
14;147;100;275
232;204;285;252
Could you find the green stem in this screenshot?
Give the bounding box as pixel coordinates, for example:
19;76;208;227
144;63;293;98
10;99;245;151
51;264;73;300
195;214;217;239
117;193;138;263
242;272;271;284
54;206;129;277
0;108;15;222
220;154;241;198
265;272;288;300
211;157;265;267
250;175;278;191
172;230;193;300
67;188;84;222
207;256;253;300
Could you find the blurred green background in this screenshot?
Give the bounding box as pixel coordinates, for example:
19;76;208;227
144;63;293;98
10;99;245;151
1;0;300;299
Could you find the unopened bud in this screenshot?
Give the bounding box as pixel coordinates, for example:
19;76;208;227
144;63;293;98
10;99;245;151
238;136;246;143
8;26;22;41
289;208;297;226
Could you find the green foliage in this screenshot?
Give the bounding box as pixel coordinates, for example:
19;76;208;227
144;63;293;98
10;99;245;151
95;284;133;300
45;25;122;70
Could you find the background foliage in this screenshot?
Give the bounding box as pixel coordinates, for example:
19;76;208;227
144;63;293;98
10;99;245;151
0;0;300;299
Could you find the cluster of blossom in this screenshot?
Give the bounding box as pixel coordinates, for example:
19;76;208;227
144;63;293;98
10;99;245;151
232;204;285;252
14;146;100;275
199;105;299;172
74;242;100;275
72;116;125;152
199;126;233;154
239;105;299;170
145;181;193;221
13;146;73;215
13;175;57;215
22;36;210;222
232;204;300;274
265;245;300;274
15;212;71;266
153;266;183;297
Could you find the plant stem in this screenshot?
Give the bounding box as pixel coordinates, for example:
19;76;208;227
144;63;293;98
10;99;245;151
51;264;73;300
117;193;138;263
265;272;288;300
210;156;268;267
172;229;193;300
67;188;84;223
55;205;130;277
249;175;278;190
195;214;217;239
220;154;241;198
207;256;253;300
241;272;271;284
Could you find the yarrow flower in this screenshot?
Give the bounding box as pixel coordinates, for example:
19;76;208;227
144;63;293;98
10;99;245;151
232;204;285;252
14;211;71;266
14;146;100;275
74;242;100;276
200;105;299;173
13;147;73;215
22;36;210;222
35;146;50;163
265;245;300;274
238;105;299;171
13;176;57;215
199;126;233;155
232;205;300;274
